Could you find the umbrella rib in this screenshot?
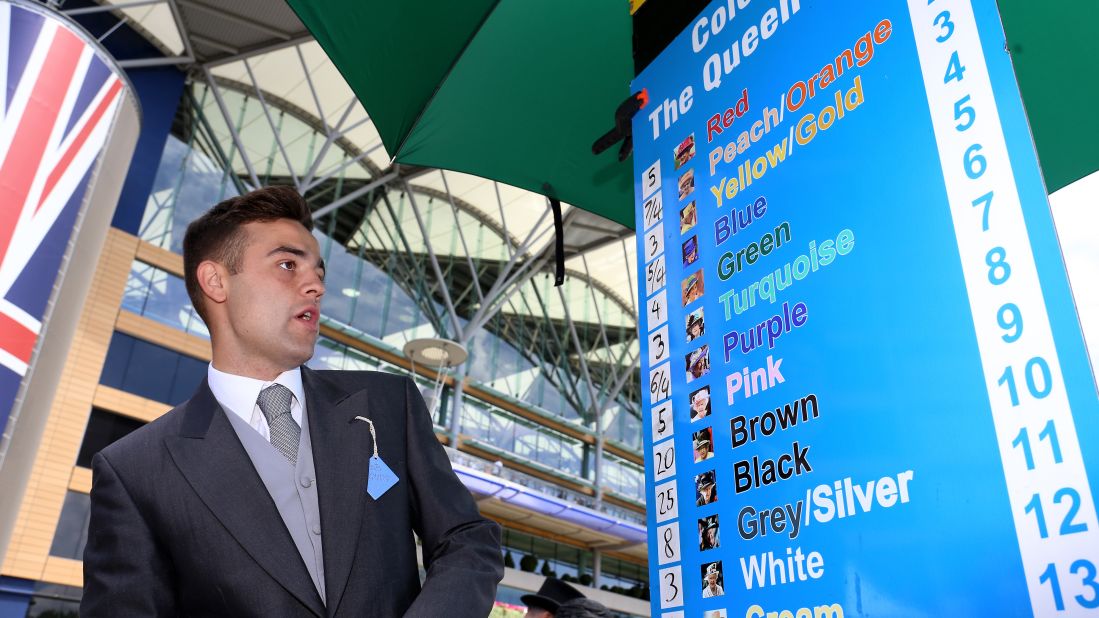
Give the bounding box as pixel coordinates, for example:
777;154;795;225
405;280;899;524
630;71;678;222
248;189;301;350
391;0;504;160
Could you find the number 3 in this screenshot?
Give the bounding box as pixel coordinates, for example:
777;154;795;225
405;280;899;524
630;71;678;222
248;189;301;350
933;10;954;42
664;571;679;601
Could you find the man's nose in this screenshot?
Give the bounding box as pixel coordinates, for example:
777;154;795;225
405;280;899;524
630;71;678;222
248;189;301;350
305;271;326;298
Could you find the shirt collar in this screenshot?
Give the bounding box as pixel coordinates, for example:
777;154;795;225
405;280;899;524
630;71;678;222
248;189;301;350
207;364;305;425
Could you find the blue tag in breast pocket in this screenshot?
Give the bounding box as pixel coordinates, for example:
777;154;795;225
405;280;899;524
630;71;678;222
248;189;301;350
366;455;398;500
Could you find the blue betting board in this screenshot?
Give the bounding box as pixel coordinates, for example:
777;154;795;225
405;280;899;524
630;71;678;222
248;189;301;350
632;1;1099;616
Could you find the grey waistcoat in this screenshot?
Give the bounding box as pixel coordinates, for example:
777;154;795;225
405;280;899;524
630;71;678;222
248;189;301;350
222;406;326;603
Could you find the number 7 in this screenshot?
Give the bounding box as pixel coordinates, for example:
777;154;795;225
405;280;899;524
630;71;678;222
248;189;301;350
972;191;993;231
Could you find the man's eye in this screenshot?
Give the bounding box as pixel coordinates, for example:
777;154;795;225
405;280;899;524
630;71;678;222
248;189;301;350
279;261;295;271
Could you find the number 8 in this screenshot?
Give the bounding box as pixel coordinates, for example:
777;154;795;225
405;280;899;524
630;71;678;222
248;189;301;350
986;247;1010;284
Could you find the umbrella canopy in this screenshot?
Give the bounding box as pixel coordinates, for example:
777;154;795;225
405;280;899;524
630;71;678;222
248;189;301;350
286;0;635;228
998;1;1099;194
287;1;1098;232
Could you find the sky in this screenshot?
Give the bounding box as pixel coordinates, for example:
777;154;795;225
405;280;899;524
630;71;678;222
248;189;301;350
1049;170;1099;383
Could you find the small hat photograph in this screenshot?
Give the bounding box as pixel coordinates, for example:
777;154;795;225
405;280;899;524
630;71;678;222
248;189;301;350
685;307;704;342
681;269;704;306
695;469;718;506
698;514;720;551
701;560;725;598
678;168;695;201
685;344;710;383
689;385;711;422
682;235;699;267
692;426;714;463
680;200;697;234
674;133;696;169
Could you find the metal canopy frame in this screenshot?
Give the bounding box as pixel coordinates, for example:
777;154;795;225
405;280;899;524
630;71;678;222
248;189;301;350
61;0;644;517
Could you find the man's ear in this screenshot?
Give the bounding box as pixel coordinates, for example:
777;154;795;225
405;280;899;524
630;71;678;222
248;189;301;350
196;260;229;305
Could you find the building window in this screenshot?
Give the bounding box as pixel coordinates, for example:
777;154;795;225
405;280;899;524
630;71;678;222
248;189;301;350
121;261;208;339
307;336;380;372
500;528;648;595
76;408;146;468
48;492;90;561
25;583;82;617
100;332;206;405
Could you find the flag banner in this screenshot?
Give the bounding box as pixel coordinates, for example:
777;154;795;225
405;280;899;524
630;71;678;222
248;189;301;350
0;1;128;441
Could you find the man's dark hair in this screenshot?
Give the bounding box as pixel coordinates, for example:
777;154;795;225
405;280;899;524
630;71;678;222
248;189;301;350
182;185;313;320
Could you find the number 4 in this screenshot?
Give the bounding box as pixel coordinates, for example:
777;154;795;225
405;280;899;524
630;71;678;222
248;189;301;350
944;51;966;83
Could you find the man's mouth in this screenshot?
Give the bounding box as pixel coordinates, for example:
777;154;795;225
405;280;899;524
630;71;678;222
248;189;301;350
296;309;316;323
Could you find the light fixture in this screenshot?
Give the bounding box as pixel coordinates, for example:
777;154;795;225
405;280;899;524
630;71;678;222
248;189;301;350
403;338;468;420
341;287;361;298
403;337;467;368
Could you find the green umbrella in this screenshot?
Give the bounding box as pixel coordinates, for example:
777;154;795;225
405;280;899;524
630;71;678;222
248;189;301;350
286;0;1097;232
286;0;635;228
998;1;1098;194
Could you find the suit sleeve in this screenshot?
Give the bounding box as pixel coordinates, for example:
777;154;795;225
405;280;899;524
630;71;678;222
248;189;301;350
400;377;503;617
81;451;177;616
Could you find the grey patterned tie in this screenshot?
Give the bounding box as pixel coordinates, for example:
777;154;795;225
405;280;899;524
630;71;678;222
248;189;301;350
256;384;300;465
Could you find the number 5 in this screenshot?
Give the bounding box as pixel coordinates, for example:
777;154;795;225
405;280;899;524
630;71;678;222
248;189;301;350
954;95;974;131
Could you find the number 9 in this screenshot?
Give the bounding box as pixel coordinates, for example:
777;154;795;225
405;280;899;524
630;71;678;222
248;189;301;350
998;303;1023;343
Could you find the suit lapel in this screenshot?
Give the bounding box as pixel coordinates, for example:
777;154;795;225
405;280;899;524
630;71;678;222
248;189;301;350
303;368;371;617
165;379;326;617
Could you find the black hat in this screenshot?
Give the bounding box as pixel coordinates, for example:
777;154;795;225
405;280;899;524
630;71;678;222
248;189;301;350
521;577;585;613
556;597;611;618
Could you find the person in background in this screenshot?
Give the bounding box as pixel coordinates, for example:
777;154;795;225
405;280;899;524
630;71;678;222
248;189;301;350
556;597;612;618
521;576;586;618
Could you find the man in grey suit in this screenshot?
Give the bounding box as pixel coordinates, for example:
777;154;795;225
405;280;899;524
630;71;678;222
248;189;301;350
81;186;503;616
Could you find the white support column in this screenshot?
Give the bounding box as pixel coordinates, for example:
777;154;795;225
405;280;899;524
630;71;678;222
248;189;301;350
592;548;603;588
243;58;300;189
202;67;261;188
405;184;465;341
558;285;606;504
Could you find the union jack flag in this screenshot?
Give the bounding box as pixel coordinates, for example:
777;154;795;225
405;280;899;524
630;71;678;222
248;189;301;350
0;3;124;436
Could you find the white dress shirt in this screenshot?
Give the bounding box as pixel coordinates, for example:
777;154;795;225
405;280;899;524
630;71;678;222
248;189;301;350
208;364;306;439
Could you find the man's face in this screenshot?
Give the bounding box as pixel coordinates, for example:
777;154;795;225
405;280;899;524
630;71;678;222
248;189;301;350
523;608;553;618
706;527;718;545
215;219;325;377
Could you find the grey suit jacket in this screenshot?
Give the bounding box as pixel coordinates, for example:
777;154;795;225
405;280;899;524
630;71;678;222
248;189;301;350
81;368;503;617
